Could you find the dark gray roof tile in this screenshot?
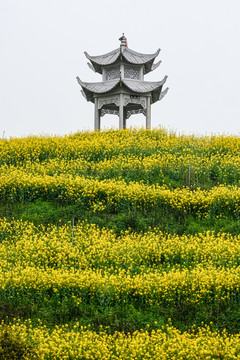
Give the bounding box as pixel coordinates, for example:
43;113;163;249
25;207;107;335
84;48;120;67
84;47;161;74
77;76;168;104
123;77;167;93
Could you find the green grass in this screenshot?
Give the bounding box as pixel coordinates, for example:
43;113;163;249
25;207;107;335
1;129;240;338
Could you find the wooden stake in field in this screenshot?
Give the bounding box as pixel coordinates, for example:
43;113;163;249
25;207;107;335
72;217;74;246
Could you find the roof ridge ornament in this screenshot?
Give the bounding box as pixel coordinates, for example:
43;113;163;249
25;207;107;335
119;33;128;48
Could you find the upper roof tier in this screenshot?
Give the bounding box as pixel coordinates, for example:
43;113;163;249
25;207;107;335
84;35;161;75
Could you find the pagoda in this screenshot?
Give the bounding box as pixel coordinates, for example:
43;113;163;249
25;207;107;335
76;34;168;130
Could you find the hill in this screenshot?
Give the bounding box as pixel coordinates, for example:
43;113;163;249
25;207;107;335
0;128;240;358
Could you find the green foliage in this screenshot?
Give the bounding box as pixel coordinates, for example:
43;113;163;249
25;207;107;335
1;129;240;339
0;325;38;359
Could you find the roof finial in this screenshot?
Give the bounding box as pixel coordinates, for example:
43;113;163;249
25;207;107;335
119;33;128;48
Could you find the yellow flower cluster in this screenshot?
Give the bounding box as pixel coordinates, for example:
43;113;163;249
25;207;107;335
1;151;240;184
1;129;240;186
1;128;240;159
1;321;240;359
1;129;240;217
1;264;240;306
1;129;240;357
1;220;240;307
1;166;240;216
1;219;240;270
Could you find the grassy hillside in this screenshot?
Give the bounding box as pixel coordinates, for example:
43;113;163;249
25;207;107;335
0;128;240;359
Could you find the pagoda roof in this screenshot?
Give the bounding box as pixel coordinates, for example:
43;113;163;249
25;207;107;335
84;47;161;75
76;76;168;104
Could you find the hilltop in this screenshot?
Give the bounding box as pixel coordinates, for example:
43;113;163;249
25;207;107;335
1;128;240;234
0;129;240;358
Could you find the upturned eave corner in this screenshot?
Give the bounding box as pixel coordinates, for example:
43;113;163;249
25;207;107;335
156;48;161;57
159;87;169;101
162;75;168;84
87;62;95;72
81;90;88;101
84;51;90;60
151;60;162;72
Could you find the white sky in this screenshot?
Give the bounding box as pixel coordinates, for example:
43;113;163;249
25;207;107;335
1;0;240;138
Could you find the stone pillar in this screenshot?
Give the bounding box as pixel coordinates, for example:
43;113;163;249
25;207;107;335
119;93;124;130
146;96;151;129
123;109;127;129
94;98;100;131
123;116;126;129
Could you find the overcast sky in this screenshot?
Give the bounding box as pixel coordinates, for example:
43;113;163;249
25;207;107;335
1;0;240;138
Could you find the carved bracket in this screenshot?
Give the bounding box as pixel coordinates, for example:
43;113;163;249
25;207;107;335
126;108;146;119
98;97;119;109
101;109;119;117
124;96;146;109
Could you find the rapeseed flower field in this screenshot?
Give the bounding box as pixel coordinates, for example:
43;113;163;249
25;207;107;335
0;128;240;358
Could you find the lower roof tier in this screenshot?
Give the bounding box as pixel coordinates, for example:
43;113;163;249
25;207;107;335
76;77;168;104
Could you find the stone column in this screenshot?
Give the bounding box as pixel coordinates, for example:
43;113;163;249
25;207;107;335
146;96;151;129
94;98;100;131
123;116;126;129
123;109;127;129
119;94;124;130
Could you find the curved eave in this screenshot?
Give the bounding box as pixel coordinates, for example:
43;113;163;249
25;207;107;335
122;48;160;64
84;48;120;74
123;76;167;103
159;87;169;101
151;60;162;72
84;47;161;74
87;62;95;72
76;76;168;104
122;48;160;74
76;77;119;103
